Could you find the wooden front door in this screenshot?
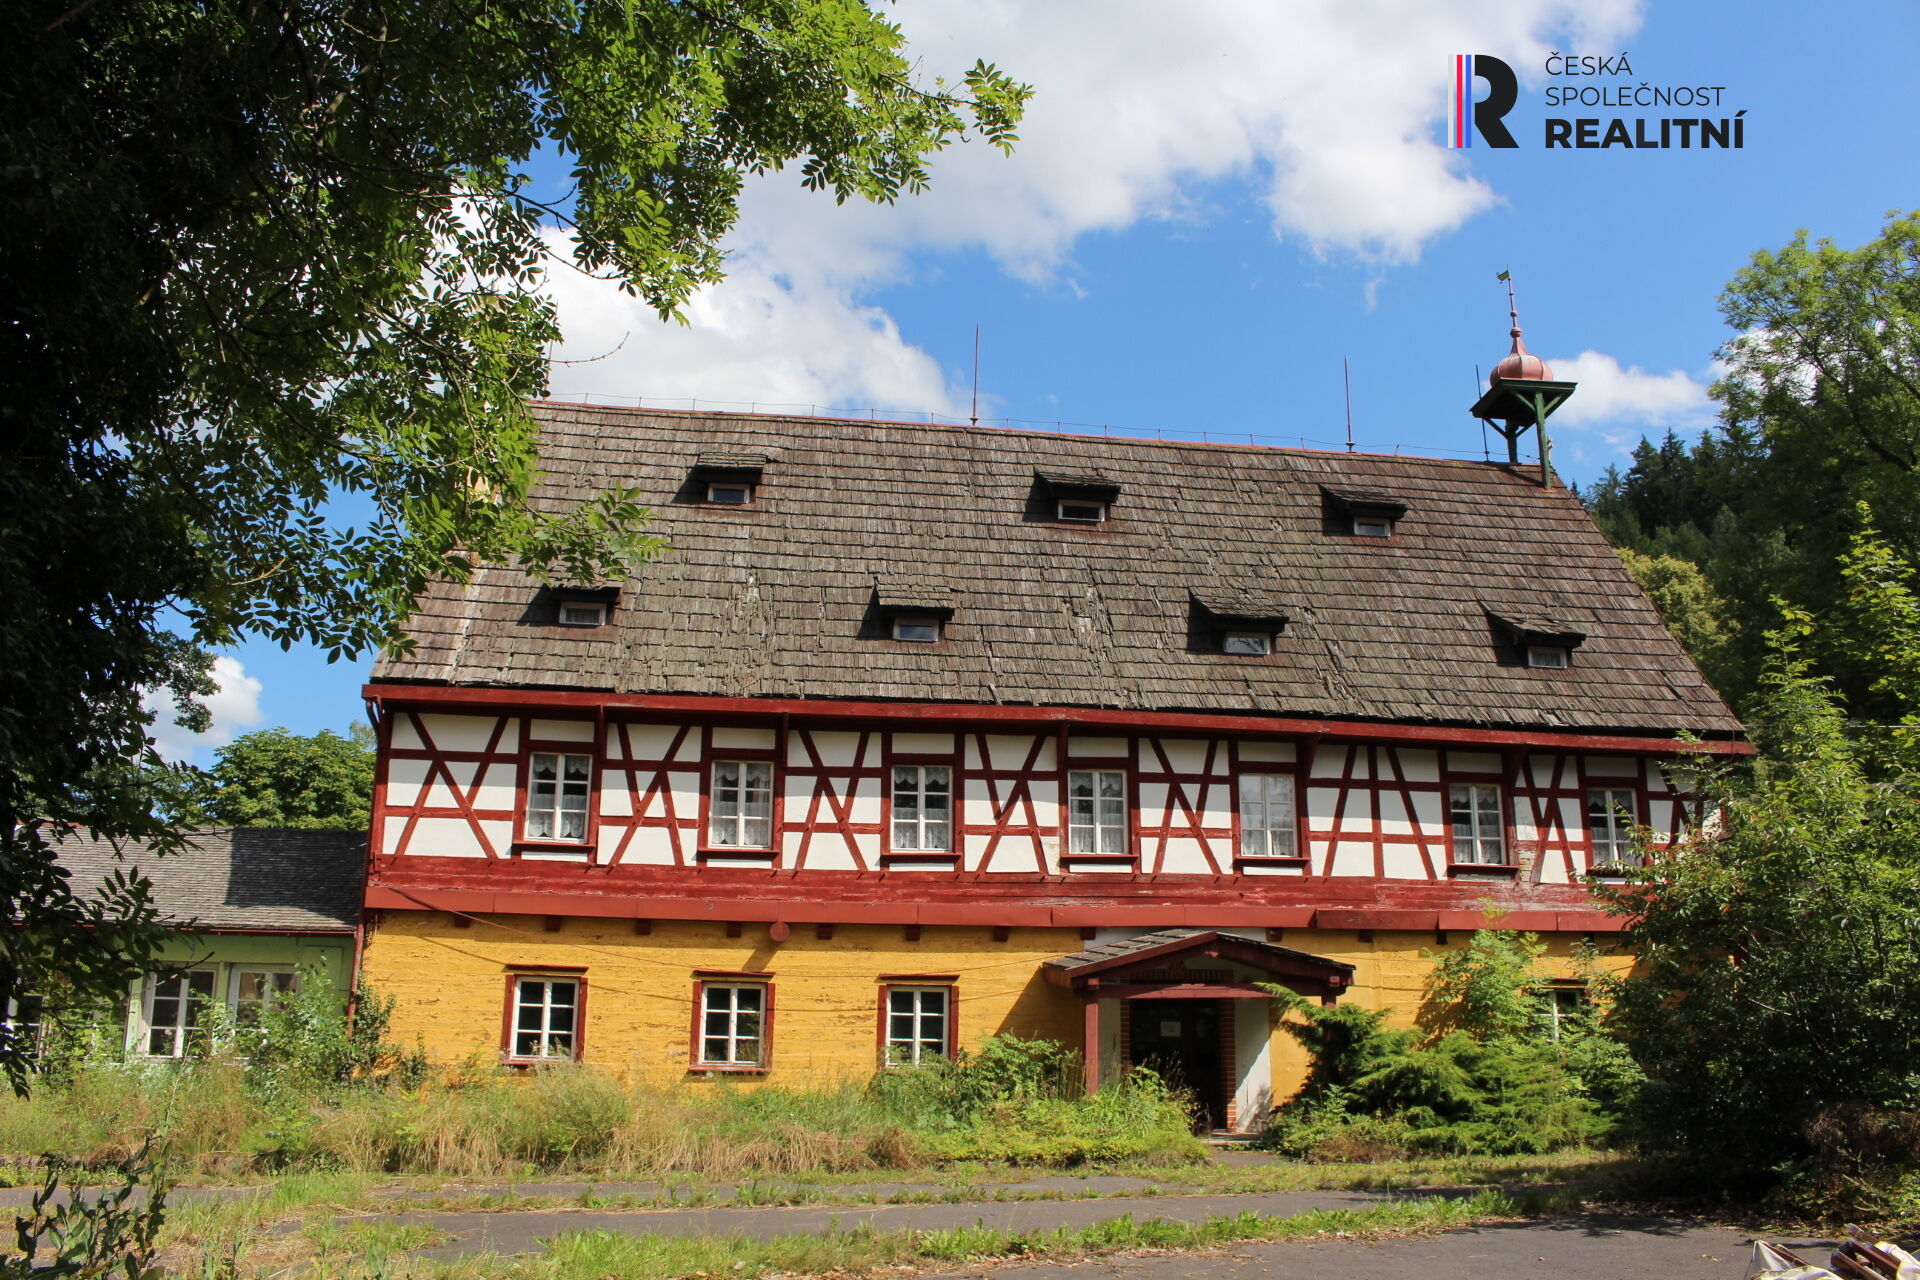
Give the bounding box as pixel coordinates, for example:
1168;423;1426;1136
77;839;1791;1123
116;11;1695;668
1128;998;1226;1131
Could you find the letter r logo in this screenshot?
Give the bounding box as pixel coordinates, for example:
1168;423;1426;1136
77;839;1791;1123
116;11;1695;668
1449;54;1519;148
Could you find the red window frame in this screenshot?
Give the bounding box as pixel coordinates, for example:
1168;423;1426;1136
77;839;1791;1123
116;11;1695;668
515;721;601;852
699;745;781;858
689;971;775;1073
876;976;959;1067
1231;761;1306;867
1059;748;1136;868
500;967;589;1065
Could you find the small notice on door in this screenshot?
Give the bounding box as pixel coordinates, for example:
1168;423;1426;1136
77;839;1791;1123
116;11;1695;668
1160;1021;1181;1036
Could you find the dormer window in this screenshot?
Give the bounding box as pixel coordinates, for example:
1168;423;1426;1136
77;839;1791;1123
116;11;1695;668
1190;588;1289;656
688;452;767;507
1033;470;1121;525
892;616;942;643
1485;605;1587;669
551;585;618;629
1322;487;1408;539
873;580;956;643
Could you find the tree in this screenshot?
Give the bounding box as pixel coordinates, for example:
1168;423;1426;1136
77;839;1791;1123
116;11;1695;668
1597;518;1920;1200
2;0;1028;1091
161;727;376;830
1615;549;1743;703
1582;213;1920;720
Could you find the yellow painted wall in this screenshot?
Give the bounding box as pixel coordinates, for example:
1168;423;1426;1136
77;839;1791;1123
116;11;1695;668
361;913;1628;1108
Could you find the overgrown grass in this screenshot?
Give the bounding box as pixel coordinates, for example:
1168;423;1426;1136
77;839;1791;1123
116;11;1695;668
0;1046;1202;1181
212;1189;1548;1279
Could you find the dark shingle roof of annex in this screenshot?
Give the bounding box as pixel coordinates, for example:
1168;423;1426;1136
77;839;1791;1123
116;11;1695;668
54;829;364;932
374;403;1743;738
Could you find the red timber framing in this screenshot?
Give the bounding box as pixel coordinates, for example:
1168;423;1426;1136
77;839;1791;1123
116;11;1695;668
364;684;1740;932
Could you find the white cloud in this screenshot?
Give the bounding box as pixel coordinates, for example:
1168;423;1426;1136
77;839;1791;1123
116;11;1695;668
1545;349;1715;443
146;655;264;765
542;1;1646;413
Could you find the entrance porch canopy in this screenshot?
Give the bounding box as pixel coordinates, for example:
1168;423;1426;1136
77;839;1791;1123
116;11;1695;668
1043;927;1355;1001
1044;929;1357;1093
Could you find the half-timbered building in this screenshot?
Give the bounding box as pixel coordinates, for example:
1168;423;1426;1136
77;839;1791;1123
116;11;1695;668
359;397;1745;1131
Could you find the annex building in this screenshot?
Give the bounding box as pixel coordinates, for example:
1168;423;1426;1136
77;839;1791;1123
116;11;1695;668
357;390;1745;1132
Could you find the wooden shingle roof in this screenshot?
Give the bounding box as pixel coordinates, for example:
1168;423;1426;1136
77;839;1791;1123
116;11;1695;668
373;404;1743;739
54;829;365;933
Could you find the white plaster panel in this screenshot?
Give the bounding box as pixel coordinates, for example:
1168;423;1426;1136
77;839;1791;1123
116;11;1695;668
380;815;412;855
799;730;861;768
1067;735;1127;758
521;846;590;862
984;734;1043;770
1310;747;1350;779
385;757;429;808
961;833;993;871
1139;780;1172;822
1306;839;1331;872
388;713;424;751
1305;787;1341;824
618;826;678;866
1374;790;1409;835
987;840;1043;874
713;726;776;750
1338;789;1374;826
1195;779;1233;825
1396;748;1440;783
846;778;881;825
1156;738;1209;775
668;769;703;823
1449;751;1503;776
403;817;489;858
1158;837;1213;875
1241;863;1300;876
672;730;703;763
1585;754;1638;778
1329;841;1373;876
618;723;681;762
600;784;633;818
800;832;861;872
474;762;517;813
1237;740;1296;763
1026;778;1060;825
1409;789;1445;832
440;759;480;793
417;713;502;753
1381;843;1427;879
1539;848;1571;884
529;717;593;743
962;779;997;825
892;732;956;756
1234;1003;1275;1128
1650;798;1676;832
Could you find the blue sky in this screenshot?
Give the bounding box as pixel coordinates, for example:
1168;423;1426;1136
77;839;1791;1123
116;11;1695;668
155;0;1920;761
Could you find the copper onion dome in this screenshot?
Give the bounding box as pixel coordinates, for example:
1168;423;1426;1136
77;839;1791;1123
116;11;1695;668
1489;282;1552;384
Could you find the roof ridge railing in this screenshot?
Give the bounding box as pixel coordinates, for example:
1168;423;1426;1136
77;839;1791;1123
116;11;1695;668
542;391;1501;461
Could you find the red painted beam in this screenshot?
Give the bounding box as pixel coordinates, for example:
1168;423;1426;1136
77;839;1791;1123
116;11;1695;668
364;681;1750;756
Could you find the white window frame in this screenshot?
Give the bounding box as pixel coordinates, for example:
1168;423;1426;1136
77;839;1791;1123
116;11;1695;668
526;751;592;843
1066;769;1129;857
706;481;753;505
1055;498;1107;523
699;982;767;1067
1587;787;1637;868
1352;516;1393;538
2;993;44;1063
1222;631;1271;656
508;975;581;1062
138;968;216;1058
890;765;953;852
1526;644;1570;669
708;760;774;849
1535;985;1588;1041
891;616;942;643
228;967;300;1029
557;600;607;627
1449;783;1508;865
885;986;951;1066
1237;772;1297;859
